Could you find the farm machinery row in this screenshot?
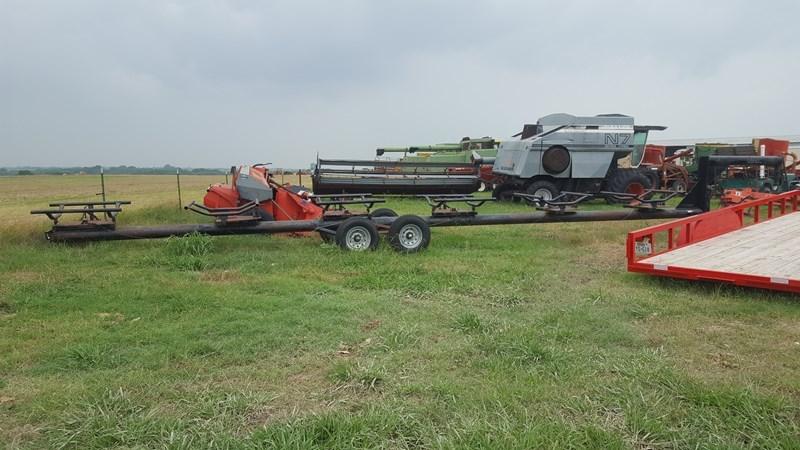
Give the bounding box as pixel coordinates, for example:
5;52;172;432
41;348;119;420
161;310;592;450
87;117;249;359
35;157;763;252
30;110;795;253
312;113;797;207
312;113;666;200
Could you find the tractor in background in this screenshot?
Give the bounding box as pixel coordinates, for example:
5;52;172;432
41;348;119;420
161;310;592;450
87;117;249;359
678;138;796;199
638;144;692;192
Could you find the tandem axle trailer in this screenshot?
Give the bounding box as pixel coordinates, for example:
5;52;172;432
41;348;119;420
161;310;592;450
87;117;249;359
33;190;704;253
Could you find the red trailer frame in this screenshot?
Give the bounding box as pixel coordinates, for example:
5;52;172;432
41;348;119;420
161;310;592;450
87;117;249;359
627;190;800;293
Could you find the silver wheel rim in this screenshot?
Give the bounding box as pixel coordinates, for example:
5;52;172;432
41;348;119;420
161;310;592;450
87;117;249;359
534;188;553;200
398;224;423;249
345;226;372;251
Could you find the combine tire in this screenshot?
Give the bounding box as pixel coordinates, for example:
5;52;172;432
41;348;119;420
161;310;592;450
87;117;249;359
335;218;379;251
525;180;560;203
606;169;652;200
643;170;661;189
606;169;652;203
387;215;430;253
370;208;398;218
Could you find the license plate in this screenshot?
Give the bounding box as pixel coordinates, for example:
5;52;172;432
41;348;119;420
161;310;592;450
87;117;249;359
635;240;652;256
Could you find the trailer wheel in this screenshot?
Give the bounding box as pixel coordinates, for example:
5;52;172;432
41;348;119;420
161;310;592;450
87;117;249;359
370;208;398;218
387;215;430;253
335;218;379;251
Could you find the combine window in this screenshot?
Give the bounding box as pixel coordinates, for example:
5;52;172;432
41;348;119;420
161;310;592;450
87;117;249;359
630;131;650;167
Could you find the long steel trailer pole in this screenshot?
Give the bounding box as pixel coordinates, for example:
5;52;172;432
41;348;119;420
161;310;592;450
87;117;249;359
424;208;703;227
46;208;702;243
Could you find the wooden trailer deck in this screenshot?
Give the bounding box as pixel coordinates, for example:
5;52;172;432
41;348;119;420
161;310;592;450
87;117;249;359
627;191;800;293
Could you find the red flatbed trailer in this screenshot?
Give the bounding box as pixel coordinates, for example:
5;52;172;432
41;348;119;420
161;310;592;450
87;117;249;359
627;190;800;294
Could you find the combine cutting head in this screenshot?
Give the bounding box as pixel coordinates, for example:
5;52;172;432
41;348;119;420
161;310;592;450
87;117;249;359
203;164;322;222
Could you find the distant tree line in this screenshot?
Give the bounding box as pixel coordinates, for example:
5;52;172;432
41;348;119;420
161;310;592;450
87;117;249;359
0;165;309;176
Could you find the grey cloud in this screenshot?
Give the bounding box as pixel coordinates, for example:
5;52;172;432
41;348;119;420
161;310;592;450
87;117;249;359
1;0;798;168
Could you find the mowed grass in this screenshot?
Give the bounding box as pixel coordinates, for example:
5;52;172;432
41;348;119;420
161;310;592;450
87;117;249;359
1;175;799;449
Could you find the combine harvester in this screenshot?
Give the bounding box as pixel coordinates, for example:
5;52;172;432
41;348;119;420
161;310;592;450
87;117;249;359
487;113;666;201
627;156;800;293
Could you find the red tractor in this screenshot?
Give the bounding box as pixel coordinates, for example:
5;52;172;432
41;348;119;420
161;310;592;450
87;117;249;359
639;144;692;192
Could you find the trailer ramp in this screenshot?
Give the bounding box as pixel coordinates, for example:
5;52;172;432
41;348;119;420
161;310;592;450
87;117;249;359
627;191;800;293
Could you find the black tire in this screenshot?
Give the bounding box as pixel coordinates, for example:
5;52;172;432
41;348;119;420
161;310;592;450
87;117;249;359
387;215;431;253
606;169;652;198
335;218;379;251
492;184;520;202
643;170;661;189
370;208;398;218
525;180;560;203
670;179;687;193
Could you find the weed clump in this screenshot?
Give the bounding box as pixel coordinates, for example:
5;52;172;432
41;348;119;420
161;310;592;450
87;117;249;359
163;232;213;271
330;361;386;391
452;312;484;334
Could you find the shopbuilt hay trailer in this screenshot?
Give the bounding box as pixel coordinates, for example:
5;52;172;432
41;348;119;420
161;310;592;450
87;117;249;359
627;155;800;293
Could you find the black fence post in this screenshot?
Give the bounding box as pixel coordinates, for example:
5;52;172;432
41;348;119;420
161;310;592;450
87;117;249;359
176;168;182;209
99;167;106;202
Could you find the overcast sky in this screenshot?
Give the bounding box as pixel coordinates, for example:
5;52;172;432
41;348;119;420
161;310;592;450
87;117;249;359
1;0;798;168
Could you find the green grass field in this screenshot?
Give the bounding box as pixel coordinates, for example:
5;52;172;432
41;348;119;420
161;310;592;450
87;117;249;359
1;175;799;449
